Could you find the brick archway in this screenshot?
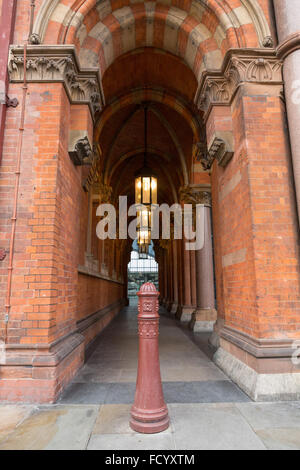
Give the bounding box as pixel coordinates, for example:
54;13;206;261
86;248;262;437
1;0;300;404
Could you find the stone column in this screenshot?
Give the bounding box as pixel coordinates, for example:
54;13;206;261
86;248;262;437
167;246;173;311
163;249;168;307
274;0;300;224
170;240;179;314
179;237;194;322
190;193;216;332
190;249;197;309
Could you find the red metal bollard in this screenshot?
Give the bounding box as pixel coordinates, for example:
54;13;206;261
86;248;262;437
130;282;169;434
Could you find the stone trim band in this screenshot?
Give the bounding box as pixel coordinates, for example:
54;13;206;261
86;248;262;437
8;45;105;120
220;325;298;359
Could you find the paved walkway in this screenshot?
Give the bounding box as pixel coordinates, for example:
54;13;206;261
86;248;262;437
0;306;300;450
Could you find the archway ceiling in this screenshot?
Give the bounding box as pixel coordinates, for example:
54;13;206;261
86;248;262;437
102;48;198;104
97;46;197;204
102;104;187;201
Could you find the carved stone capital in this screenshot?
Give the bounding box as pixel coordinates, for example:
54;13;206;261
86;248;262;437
179;185;212;207
197;49;283;117
69;136;93;166
8;45;104;120
98;183;113;204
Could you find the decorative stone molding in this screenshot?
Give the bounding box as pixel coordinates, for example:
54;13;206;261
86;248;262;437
69;136;93;166
97;183;113;204
262;36;274;48
8;45;104;120
83;144;101;192
277;32;300;60
28;33;41;45
179;185;212;207
0;249;6;261
220;325;298;359
196;49;283;118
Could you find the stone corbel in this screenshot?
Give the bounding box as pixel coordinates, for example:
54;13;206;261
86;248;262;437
208;131;234;168
194;132;234;170
68;132;93;166
5;96;19;108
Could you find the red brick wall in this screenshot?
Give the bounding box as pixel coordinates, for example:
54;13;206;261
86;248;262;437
77;274;123;323
0;81;125;347
211;85;300;340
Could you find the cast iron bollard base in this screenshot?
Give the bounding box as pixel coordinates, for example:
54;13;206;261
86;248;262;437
130;283;170;434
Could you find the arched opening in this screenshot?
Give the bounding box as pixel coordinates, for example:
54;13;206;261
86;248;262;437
3;0;299;409
128;241;159;304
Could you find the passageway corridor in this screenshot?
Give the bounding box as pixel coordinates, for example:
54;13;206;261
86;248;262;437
59;306;248;405
0;308;300;450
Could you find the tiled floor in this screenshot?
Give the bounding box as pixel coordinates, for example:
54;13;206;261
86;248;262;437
0;306;300;450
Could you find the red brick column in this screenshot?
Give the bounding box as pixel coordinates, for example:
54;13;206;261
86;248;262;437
198;52;300;400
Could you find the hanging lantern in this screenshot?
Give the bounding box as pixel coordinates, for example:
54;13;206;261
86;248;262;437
136;206;151;257
135;169;157;206
135;104;158;254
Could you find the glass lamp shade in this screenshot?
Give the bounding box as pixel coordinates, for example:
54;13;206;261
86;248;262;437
137;208;151;256
135;169;157;205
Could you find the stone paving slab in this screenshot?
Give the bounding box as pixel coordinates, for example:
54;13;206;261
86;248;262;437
0;406;33;443
162;381;250;404
236;402;300;450
87;433;176;451
0;405;99;450
59;380;250;405
169;403;266;450
0;402;300;450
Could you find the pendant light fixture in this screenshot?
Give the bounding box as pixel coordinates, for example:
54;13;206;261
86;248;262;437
135;105;158;256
